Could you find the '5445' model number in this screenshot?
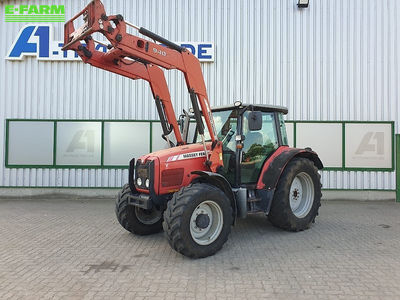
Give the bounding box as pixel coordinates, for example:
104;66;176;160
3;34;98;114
153;47;166;56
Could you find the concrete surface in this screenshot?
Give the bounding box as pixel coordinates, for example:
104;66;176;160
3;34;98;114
0;188;119;199
321;190;395;201
0;198;399;299
0;188;396;201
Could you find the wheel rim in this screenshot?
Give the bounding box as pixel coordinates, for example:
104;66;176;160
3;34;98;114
289;172;315;218
135;207;162;225
190;200;224;246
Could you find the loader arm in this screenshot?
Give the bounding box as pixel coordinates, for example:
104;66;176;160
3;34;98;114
62;0;223;172
73;42;183;146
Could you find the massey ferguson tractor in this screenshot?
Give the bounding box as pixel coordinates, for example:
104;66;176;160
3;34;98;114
63;0;323;258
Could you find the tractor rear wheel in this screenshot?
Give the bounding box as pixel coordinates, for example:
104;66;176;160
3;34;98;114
115;184;163;235
268;158;322;231
163;183;233;258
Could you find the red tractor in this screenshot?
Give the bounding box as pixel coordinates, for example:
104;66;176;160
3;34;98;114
63;0;323;258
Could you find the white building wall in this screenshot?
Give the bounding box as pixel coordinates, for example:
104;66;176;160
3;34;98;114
0;0;399;189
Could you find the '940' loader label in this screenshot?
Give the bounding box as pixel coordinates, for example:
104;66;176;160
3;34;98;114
153;47;166;56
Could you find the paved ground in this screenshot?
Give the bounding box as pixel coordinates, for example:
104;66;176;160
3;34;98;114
0;198;399;300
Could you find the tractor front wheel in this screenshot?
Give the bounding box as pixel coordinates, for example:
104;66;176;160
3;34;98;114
163;183;233;258
268;158;322;231
115;184;163;235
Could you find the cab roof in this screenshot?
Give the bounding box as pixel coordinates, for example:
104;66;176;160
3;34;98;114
211;103;288;114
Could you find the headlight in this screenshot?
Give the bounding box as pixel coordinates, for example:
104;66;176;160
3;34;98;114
136;178;142;186
145;178;150;188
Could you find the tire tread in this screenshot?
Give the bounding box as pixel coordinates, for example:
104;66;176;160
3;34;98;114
115;184;163;235
163;183;232;258
268;158;322;231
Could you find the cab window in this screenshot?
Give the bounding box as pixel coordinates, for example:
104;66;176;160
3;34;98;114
241;112;279;184
278;113;289;146
196;110;238;184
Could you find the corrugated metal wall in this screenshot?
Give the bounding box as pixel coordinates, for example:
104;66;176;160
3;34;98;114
1;0;399;189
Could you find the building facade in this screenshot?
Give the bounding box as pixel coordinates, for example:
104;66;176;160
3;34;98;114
0;0;399;191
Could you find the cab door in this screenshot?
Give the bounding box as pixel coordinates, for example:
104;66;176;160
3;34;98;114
240;111;280;184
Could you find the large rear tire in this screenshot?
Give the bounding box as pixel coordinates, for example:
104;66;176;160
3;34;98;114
268;158;322;231
115;184;163;235
163;183;233;258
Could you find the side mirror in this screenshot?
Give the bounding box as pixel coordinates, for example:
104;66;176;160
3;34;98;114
248;111;262;131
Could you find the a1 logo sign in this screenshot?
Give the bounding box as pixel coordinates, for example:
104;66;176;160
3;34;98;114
6;25;215;62
66;130;95;153
355;132;384;155
6;25;107;61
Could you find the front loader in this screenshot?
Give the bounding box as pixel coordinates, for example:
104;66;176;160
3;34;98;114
63;0;323;258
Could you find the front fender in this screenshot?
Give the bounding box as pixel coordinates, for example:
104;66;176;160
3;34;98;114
191;171;237;221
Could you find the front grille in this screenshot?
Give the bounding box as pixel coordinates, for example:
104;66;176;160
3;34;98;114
161;168;184;187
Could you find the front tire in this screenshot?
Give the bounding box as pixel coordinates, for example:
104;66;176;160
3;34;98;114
268;158;322;231
163;183;233;258
115;184;163;235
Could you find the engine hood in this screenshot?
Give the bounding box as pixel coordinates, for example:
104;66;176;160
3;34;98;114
138;142;212;164
136;142;216;195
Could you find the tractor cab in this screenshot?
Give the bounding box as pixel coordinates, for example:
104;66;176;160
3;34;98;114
183;103;290;187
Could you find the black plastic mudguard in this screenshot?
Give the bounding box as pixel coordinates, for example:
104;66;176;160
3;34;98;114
262;148;323;190
257;148;323;214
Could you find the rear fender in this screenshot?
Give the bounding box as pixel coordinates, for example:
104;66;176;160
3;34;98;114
256;147;323;213
257;147;323;190
191;171;237;222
